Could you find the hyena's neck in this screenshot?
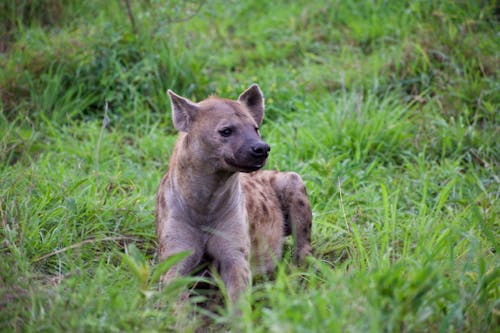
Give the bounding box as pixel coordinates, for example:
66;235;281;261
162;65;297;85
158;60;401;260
168;145;244;219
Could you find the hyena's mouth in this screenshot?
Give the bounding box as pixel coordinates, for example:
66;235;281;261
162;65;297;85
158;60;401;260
225;158;267;172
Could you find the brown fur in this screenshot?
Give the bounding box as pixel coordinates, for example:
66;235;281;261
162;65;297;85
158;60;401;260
156;84;312;304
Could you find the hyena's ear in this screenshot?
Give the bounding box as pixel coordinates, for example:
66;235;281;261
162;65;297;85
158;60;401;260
167;90;199;132
238;84;265;125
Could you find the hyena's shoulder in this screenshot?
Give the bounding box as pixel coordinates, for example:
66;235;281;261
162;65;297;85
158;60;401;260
241;170;311;233
240;170;280;203
241;170;308;203
240;170;283;222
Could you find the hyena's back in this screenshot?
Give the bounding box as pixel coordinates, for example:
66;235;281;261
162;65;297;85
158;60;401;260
241;170;312;274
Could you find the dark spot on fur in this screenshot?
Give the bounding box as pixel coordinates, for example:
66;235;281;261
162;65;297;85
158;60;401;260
262;202;269;216
269;175;277;187
286;190;295;199
297;199;306;207
243;183;252;194
247;197;255;213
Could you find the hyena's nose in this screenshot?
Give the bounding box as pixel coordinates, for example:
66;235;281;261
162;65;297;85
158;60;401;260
251;142;271;158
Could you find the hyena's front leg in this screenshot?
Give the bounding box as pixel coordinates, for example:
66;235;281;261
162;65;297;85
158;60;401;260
157;222;204;330
158;221;204;286
277;172;313;264
159;251;202;286
206;224;251;304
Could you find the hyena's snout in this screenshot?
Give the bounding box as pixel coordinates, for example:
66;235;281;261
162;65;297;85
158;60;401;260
230;139;270;172
247;139;271;168
250;141;271;159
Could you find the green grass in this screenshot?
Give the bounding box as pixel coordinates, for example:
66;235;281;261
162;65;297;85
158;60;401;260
1;0;498;332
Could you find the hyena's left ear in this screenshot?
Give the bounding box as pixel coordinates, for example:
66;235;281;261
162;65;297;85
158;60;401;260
238;84;265;125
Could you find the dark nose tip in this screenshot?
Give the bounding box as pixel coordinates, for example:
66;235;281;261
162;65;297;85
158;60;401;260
251;142;271;158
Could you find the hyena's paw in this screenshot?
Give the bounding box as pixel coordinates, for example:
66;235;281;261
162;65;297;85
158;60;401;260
297;243;312;265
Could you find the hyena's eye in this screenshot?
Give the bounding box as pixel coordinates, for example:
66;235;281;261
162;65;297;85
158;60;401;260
219;127;233;137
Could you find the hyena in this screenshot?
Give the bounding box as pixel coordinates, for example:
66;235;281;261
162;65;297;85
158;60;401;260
156;84;312;303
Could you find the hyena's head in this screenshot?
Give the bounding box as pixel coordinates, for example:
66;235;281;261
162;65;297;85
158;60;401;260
167;84;270;173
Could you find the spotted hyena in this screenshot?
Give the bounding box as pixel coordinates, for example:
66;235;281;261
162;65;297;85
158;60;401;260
156;84;312;304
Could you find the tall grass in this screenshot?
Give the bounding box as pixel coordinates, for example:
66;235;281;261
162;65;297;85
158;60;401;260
1;0;498;332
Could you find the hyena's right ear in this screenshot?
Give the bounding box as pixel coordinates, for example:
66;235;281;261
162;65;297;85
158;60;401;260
167;90;199;132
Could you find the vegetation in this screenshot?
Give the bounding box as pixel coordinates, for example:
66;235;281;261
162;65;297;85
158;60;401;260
1;0;498;331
